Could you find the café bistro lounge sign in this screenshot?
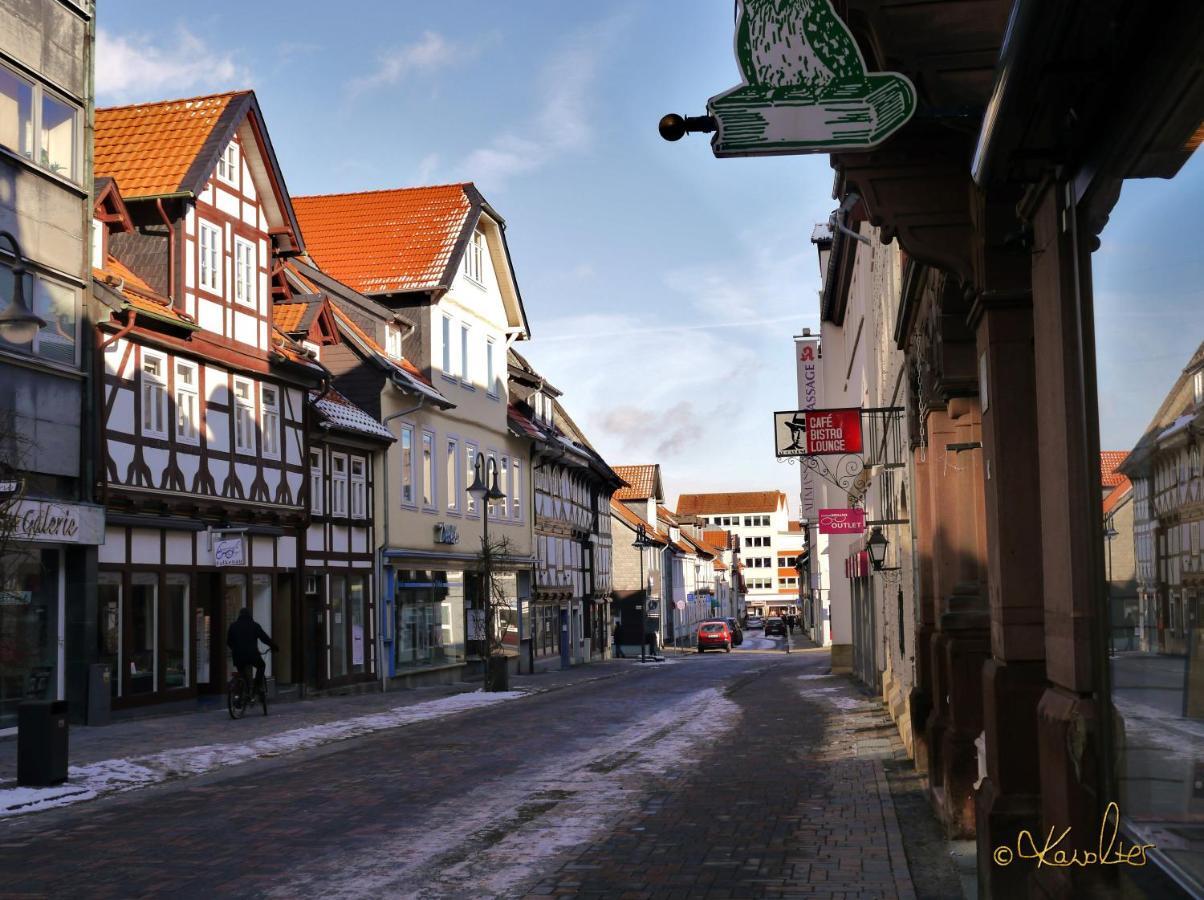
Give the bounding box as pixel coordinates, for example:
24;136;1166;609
707;0;917;157
1;499;105;545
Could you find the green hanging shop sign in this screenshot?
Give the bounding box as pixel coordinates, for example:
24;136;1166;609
707;0;917;157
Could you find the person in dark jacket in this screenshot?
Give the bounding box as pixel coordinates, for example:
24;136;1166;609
226;608;278;697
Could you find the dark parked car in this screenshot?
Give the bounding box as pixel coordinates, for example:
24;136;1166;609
697;621;732;653
764;616;787;637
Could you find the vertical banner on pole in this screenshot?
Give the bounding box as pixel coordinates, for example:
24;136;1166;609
794;335;822;522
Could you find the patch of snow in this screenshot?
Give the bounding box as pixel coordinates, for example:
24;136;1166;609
272;687;743;899
0;689;525;818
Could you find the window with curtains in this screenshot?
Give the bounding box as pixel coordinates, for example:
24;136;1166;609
141;350;167;438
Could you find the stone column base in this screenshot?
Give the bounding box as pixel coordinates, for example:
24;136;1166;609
830;643;854;673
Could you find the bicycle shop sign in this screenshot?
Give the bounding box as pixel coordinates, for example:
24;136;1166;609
774;408;863;457
0;499;104;545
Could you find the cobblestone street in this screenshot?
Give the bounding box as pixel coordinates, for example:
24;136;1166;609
0;645;961;899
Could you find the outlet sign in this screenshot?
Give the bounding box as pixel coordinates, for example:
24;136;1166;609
819;508;866;535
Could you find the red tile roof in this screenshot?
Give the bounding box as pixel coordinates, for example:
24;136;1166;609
610;499;668;544
273;302;309;334
95;91;244;199
292;185;473;295
613;465;659;501
95;256;196;326
702;529;733;549
1101;452;1129;489
1103;478;1132;516
677;491;786;516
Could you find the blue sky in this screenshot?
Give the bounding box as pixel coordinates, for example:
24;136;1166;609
96;1;1201;508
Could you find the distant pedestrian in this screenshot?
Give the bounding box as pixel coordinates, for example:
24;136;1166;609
613;623;625;658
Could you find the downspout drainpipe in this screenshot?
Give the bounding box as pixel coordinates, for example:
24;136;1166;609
377;390;428;692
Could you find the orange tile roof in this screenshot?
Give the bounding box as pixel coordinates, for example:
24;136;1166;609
610;499;668;544
712;559;728;572
1101;452;1129;488
273;302;309;334
292;185;472;295
95;256;196;326
702;529;733;549
1103;478;1132;516
677;491;786;516
613;465;659;501
95;92;245;199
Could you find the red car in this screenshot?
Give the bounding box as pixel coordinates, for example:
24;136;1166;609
697;621;732;653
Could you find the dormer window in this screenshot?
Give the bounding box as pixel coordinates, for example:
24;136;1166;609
386;325;402;360
91;218;104;270
216;140;238;186
463;228;485;284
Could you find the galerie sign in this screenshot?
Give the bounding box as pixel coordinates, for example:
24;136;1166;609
819;508;865;535
707;0;917;157
0;500;104;545
775;408;863;457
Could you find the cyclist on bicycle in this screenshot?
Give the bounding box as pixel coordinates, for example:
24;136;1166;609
226;607;278;698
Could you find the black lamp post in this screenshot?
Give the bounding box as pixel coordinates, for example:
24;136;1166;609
1104;521;1119;656
633;523;655;662
0;231;46;346
467;454;506;667
866;526;889;572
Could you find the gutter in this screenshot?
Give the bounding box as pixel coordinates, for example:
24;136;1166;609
971;0;1039;186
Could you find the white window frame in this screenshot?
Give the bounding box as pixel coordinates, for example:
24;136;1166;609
486;450;500;520
310;449;324;516
216;140;239;186
486;338;497;398
91;218;104;270
198;220;222;294
460;323;471;384
234;236;256;308
232;376;256;455
260;383;280;460
0;62;81;183
331;453;349;518
399;424;416;508
510;457;522;522
498;456;510;521
441;315;453;377
386;325;402;360
140;349;168;439
421;430;436;510
463;228;485;284
465;442;480;518
174;359;199;445
446;436;461;514
350;457;366;519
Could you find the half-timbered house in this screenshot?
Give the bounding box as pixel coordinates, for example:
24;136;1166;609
91;91;323;711
507;351;623;666
292;185;536;686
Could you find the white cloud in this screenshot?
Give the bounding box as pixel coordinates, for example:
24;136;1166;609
455;13;630;189
348;32;461;96
96;28;251;104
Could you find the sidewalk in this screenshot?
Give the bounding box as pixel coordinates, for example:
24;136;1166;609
0;655;642;817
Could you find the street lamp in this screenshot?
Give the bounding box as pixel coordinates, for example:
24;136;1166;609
467;454;506;674
1104;521;1119;655
866;526;889;572
633;523;656;662
0;231;46;346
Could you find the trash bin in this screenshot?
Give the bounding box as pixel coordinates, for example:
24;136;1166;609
17;700;69;787
87;664;111;726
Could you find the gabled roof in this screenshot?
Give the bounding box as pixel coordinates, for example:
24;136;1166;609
613;465;663;502
95;90;303;251
677;491;786;516
94;255;197;330
703;529;733;549
93;178;133;234
1103;478;1132;517
274;296;326;335
610;499;668;545
327;303;452;408
311;389;394;443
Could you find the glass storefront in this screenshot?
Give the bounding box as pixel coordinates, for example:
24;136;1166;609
394;569;466;670
99;569;193;702
0;548;60;729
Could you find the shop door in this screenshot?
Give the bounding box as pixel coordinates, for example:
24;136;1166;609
195;574;225;695
304;588;323;690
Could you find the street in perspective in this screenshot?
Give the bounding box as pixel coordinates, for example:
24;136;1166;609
0;1;1202;898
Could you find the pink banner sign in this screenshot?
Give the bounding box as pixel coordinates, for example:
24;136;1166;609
819;508;865;535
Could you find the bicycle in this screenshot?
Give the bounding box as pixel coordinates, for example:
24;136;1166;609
227;651;274;719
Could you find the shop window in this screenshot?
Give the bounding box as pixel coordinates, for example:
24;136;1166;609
260;384;280;459
129;574;158;695
349;577;367;675
0;548;61;728
350;457;366;519
393;570;466;670
331;453;348;517
175;360;199;444
98;572;121;699
330;575;347;678
163;575;190;690
251;574;272;679
141;350;168;438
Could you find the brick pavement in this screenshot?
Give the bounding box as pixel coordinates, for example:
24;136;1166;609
0;648;952;899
